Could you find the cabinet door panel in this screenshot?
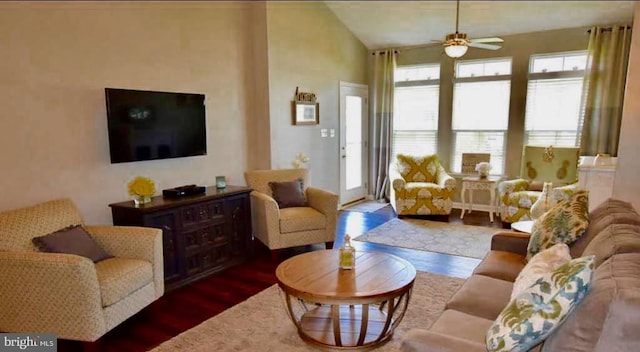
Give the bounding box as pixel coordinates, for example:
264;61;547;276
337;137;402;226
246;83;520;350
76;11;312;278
183;223;227;252
145;211;182;284
225;194;252;255
201;245;230;271
181;200;224;228
186;254;202;276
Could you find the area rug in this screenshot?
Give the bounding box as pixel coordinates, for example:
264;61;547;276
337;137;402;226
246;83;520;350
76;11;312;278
352;218;496;259
343;200;389;213
151;271;464;351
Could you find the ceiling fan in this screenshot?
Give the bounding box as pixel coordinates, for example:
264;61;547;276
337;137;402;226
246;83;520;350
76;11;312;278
435;0;504;58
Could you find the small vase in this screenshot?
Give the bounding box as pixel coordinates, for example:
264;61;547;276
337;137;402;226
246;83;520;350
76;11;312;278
133;195;152;207
530;182;553;220
478;171;488;179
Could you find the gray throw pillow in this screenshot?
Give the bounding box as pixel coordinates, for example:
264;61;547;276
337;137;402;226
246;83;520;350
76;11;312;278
32;225;113;263
268;178;308;208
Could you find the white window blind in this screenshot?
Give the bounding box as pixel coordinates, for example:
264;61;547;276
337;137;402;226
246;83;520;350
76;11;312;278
524;52;587;147
451;58;512;175
393;65;440;161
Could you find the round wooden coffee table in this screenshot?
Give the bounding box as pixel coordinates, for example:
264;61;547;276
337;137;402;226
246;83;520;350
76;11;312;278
276;250;416;350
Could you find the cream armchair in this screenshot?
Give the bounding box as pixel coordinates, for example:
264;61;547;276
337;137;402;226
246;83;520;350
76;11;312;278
389;154;456;216
0;198;163;342
498;145;580;224
244;168;338;260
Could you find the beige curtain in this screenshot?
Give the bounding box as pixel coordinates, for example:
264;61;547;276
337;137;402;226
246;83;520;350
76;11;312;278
579;25;632;156
370;50;396;201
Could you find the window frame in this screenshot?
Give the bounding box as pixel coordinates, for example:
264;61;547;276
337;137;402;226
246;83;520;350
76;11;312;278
523;51;587;147
392;64;441;160
450;57;513;175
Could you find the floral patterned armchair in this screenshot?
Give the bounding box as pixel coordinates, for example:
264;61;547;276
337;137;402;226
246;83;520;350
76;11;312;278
389;154;456;216
498;145;580;224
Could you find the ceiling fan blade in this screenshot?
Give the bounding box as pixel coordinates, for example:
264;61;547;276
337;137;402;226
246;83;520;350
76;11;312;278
468;42;502;50
470;37;504;44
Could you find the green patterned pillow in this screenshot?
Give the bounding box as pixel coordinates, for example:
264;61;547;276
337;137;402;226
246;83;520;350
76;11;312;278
526;190;589;261
486;255;595;352
396;154;439;183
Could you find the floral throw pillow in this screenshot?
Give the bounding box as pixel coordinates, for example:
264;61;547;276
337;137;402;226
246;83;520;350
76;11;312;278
486;255;595;352
511;243;571;300
526;190;589;261
396;154;439;183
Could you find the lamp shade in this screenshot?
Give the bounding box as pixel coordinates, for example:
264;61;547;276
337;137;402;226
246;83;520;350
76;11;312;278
444;44;468;58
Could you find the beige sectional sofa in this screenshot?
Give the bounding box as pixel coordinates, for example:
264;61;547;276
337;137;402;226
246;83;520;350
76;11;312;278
400;198;640;351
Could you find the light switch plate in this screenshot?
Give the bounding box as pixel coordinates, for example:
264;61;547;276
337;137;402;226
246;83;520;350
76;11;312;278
321;129;328;137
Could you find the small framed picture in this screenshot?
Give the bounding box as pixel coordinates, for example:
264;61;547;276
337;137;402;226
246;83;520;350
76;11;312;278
461;153;490;174
293;101;319;125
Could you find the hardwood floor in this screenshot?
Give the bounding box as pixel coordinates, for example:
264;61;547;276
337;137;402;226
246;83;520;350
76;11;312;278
61;206;505;352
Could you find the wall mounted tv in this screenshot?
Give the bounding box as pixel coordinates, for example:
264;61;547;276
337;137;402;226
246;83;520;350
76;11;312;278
105;88;207;163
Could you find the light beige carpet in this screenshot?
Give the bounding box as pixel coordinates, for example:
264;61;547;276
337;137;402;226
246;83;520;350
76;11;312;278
352;218;497;259
151;271;464;351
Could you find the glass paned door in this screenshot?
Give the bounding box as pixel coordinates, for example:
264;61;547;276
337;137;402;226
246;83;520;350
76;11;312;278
340;82;368;206
345;95;363;190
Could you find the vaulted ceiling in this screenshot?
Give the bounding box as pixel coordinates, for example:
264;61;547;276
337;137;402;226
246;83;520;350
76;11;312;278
325;1;635;50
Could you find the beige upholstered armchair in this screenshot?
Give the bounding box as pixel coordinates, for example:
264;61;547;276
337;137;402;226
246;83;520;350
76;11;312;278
244;168;338;260
0;198;164;342
389;154;456;216
498;145;580;224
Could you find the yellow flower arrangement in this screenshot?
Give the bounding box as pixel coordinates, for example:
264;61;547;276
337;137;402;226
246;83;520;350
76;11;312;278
128;176;156;197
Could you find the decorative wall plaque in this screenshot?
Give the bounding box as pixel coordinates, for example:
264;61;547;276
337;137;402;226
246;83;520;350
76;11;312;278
292;87;319;125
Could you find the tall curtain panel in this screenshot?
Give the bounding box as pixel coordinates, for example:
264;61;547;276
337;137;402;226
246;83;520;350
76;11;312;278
370;50;396;201
578;25;632;156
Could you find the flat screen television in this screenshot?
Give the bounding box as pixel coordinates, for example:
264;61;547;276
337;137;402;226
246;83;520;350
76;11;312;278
105;88;207;163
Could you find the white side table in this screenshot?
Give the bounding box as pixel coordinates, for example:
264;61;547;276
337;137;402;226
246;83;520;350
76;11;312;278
460;175;502;222
511;220;534;234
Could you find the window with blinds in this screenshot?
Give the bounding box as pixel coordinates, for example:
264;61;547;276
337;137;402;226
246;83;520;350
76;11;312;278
524;52;587;147
393;64;440;161
451;58;512;175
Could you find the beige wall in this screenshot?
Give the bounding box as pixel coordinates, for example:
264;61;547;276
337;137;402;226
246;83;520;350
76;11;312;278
265;2;368;192
0;1;366;224
247;1;272;170
614;2;640;209
0;2;258;224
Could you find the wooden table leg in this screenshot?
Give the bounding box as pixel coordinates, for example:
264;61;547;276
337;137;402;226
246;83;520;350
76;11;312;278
489;185;495;222
460;184;467;219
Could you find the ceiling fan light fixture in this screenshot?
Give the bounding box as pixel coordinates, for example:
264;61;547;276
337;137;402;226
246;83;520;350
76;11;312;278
444;44;468;58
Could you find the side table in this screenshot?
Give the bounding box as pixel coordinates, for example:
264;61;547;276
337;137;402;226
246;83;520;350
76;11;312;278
511;220;534;234
460;175;502;222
